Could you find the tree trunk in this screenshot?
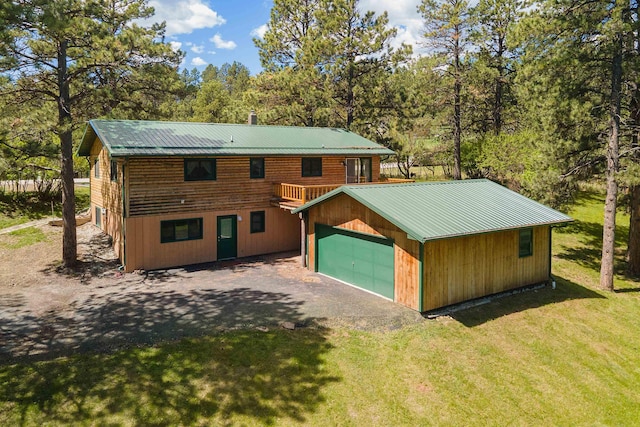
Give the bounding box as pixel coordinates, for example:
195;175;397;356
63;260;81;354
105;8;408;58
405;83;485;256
453;23;462;180
599;28;623;291
626;2;640;277
58;40;77;268
628;185;640;277
494;35;505;135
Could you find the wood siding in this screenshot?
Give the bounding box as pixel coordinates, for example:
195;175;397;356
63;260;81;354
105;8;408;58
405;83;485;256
127;155;381;217
89;140;124;259
124;207;300;271
306;193;420;310
422;227;550;311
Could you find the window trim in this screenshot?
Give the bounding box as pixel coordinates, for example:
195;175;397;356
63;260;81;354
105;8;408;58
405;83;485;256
161;218;204;243
110;160;118;182
184;159;216;181
250;157;265;179
519;228;533;258
250;211;266;233
302;157;322;177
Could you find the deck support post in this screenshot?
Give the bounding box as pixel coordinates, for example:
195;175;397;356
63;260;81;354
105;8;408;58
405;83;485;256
300;212;307;268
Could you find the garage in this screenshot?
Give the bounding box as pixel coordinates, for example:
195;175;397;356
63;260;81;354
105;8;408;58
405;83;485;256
294;180;573;312
315;224;394;299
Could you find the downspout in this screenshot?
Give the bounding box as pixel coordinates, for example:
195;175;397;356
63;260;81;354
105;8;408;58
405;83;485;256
418;242;424;312
299;211;308;268
548;227;556;289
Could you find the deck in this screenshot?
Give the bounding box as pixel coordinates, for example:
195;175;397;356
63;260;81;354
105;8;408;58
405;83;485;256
272;178;415;210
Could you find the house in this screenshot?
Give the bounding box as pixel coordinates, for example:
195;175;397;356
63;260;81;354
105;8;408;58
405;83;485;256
76;118;399;272
292;180;572;312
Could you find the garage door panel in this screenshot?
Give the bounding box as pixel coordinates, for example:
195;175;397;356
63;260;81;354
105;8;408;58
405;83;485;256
316;224;394;300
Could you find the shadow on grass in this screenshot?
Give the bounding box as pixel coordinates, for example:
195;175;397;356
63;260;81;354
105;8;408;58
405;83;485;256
555;219;629;275
451;276;605;327
0;328;337;425
0;268;338;424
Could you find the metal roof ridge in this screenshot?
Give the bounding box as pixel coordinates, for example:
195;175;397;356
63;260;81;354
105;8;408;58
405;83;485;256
90;118;352;132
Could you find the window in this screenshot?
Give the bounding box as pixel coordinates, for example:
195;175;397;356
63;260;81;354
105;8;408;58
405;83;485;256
346;158;372;183
250;157;265;179
161;218;203;243
110;160;118;182
302;157;322;177
359;157;372;182
184;159;216;181
250;211;265;233
95;206;102;228
94;158;100;178
519;228;533;258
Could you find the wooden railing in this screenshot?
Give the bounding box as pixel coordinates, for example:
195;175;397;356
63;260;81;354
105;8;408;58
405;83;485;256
274;178;415;205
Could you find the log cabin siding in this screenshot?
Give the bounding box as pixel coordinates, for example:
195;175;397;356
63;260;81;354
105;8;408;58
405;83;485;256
89;139;124;258
422;226;550;311
124;206;300;271
127;156;381;217
306;193;420;310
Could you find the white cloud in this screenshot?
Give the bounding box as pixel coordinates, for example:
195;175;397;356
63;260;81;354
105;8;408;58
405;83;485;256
210;33;237;50
146;0;226;36
190;45;204;53
169;41;182;51
250;24;268;40
359;0;425;56
191;57;207;66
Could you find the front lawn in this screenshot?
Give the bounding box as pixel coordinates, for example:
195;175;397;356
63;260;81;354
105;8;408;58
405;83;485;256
0;186;89;230
1;191;639;425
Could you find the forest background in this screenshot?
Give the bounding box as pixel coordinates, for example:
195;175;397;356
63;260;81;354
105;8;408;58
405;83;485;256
1;0;638;289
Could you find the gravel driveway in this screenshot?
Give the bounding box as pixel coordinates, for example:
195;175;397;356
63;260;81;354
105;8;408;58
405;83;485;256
0;226;424;362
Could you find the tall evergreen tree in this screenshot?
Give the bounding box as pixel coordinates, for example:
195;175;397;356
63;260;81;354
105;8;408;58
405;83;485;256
254;0;409;131
518;0;636;289
0;0;181;267
419;0;472;180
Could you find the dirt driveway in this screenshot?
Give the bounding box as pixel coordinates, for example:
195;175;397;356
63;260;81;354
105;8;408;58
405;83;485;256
0;223;423;362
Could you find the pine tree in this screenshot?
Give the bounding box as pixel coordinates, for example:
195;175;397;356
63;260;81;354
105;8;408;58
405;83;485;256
0;0;181;267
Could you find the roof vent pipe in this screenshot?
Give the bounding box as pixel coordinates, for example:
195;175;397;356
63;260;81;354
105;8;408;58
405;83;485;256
248;110;258;125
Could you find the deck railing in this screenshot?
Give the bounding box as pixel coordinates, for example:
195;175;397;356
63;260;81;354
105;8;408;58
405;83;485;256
274;178;415;205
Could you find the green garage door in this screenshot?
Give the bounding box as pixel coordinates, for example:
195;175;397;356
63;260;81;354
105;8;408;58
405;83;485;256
316;224;394;299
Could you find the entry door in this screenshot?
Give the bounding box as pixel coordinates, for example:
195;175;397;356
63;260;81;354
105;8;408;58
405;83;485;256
346;158;359;183
217;215;237;260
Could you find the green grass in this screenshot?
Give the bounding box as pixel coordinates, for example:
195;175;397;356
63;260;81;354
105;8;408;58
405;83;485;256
1;191;639;425
0;186;89;230
0;226;48;249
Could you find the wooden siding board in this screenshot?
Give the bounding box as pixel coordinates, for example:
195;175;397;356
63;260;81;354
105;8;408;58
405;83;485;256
307;193;420;310
89;138;124;260
123;207;299;271
422;227;551;311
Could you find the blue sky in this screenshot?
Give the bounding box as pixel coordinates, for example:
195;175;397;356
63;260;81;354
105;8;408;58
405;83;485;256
142;0;425;75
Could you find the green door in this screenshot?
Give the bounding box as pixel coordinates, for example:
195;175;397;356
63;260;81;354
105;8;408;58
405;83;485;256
217;215;237;260
316;224;394;299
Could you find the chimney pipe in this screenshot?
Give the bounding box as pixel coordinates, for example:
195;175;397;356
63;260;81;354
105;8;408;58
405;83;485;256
248;110;258;125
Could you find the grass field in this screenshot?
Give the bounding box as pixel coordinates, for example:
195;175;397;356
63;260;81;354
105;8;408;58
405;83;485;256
1;191;639;425
0;186;89;230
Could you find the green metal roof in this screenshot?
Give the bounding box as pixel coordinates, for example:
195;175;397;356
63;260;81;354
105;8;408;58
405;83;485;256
293;180;572;242
77;119;394;157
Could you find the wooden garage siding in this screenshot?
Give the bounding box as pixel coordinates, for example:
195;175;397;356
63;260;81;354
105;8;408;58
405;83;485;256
126;156;381;217
422;226;550;311
124;206;300;271
90;139;124;259
307;193;420;310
